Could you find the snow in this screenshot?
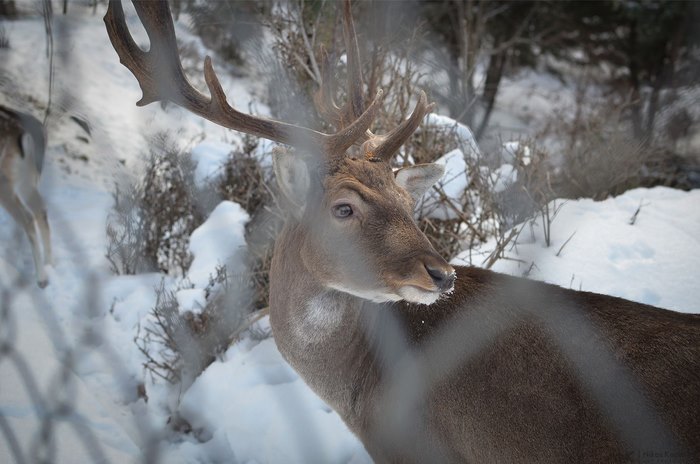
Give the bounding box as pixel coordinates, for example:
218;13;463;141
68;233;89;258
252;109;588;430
452;187;700;313
0;5;698;464
502;141;531;166
419;148;468;220
190;140;236;186
175;337;371;464
487;163;518;193
423;113;480;160
176;288;206;314
187;201;248;289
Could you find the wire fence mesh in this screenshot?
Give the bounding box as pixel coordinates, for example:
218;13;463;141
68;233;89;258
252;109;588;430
1;2;699;464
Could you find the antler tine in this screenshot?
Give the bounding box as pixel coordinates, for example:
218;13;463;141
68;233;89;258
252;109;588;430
313;0;374;144
328;89;383;161
330;0;434;163
313;46;346;129
105;0;379;158
373;92;435;163
342;0;365;120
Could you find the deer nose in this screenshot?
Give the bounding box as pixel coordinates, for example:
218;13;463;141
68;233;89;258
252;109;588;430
425;262;456;292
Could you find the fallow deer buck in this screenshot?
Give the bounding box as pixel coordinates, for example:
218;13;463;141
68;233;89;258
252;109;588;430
0;105;52;288
106;1;700;462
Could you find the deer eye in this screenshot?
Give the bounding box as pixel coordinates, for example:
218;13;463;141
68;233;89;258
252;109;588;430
333;204;353;218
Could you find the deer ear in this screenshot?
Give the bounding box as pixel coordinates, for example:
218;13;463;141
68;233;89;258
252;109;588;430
395;163;444;201
273;148;310;217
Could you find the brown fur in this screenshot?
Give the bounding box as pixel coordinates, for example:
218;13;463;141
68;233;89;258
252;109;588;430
269;156;700;463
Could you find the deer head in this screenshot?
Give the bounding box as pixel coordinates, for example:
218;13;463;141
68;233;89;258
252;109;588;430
104;0;455;304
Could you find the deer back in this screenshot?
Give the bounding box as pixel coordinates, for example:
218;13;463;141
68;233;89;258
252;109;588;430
0;106;46;175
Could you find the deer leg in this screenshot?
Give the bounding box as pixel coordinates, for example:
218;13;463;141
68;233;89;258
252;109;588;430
0;183;48;287
23;187;52;267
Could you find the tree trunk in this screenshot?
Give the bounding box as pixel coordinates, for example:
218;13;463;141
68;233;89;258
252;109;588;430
628;19;643;140
447;51;464;123
475;47;506;140
646;10;685;142
0;1;17;17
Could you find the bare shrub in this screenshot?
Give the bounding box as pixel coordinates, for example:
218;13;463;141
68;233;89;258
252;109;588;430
556;125;658;201
264;1;426;137
136;266;263;388
107;130;281;310
106;135;212;276
418;217;464;262
405;122;454;166
263;1;557;269
539;86;684;201
180;1;265;66
497;140;554;226
217;135;271;214
216;135;283;310
106;181;152;275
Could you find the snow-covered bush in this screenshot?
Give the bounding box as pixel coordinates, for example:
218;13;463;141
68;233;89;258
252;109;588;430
216;135;272;216
214;136;284;310
136;265;257;390
106;135;215;276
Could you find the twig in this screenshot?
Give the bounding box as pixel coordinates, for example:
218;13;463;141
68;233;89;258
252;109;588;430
523;261;538;277
432;185;487;242
227;307;270;346
483;227;519;269
629;200;649;225
556;231;577;257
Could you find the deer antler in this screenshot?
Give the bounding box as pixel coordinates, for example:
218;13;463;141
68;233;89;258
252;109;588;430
313;0;435;163
105;0;429;164
104;0;383;158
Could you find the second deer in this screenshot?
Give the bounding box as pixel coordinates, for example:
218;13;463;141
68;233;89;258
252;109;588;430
0;105;52;287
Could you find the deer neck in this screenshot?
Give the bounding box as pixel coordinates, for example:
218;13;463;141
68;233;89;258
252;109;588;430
268;220;378;421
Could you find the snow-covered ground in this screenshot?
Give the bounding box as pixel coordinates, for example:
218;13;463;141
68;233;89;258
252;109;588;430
1;5;698;464
453;187;700;313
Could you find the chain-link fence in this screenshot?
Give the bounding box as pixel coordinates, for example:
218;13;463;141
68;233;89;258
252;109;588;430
1;1;699;463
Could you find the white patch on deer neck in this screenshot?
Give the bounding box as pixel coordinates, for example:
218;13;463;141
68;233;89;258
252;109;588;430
297;292;346;343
